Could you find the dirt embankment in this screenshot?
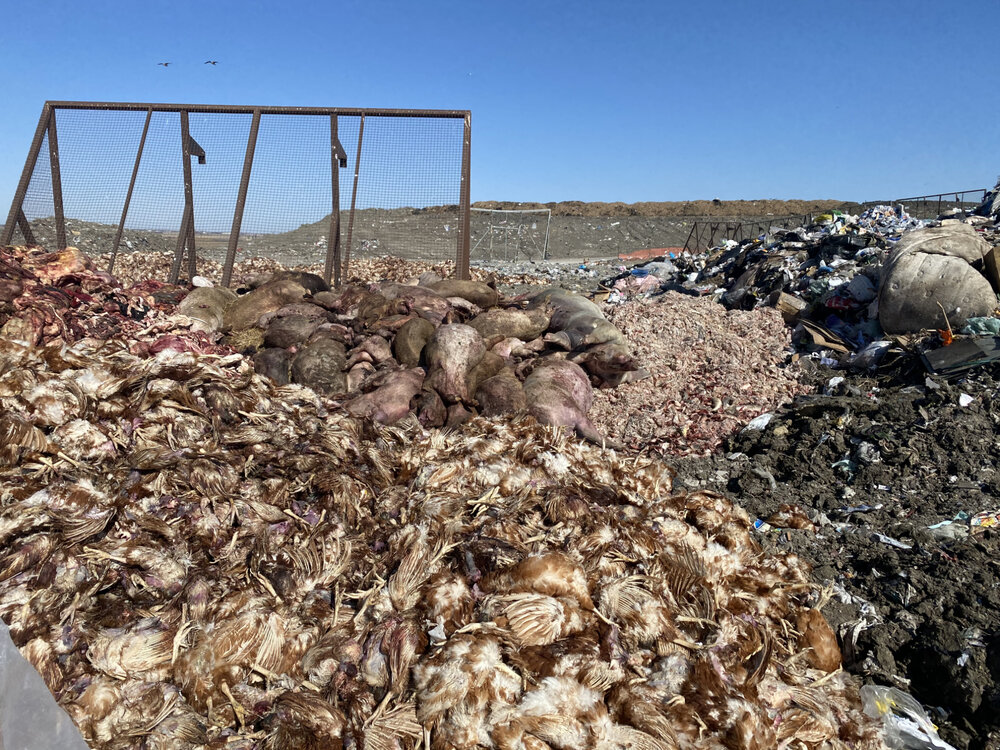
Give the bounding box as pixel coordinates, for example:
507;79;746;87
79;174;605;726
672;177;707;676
472;198;859;218
3;199;862;271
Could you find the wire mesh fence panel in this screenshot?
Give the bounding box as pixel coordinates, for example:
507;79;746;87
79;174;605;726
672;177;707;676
896;190;987;220
48;109;152;257
4;102;471;283
470;208;550;261
346;115;465;266
121;110;185;255
237;114;332;268
186;112;254;267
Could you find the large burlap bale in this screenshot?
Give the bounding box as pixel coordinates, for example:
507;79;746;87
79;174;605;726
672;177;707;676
879;224;996;334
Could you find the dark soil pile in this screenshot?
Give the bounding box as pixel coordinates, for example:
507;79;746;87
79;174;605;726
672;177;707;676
672;359;1000;749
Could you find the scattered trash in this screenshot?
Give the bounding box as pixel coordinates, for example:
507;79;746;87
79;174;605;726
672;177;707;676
752;518;773;533
958;393;974;407
971;508;1000;530
614;205;999;377
825;376;846;393
870;532;913;550
847;340;893;371
742;412;774;432
961;316;1000;336
839;504;882;514
861;685;957;750
922;336;1000;376
854;441;881;464
927;519;969;542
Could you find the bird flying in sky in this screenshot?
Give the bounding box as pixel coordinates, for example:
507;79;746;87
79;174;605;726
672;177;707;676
204;60;218;65
157;62;170;67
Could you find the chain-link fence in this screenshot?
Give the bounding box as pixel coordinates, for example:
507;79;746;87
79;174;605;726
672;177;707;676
1;102;472;284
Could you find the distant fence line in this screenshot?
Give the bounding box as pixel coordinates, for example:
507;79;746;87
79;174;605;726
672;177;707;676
1;101;472;285
681;188;988;253
865;188;987;220
682;214;815;254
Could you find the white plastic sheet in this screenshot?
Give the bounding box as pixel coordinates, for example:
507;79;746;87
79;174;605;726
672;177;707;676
0;619;89;750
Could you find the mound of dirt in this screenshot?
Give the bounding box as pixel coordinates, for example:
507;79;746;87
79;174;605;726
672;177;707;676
473;198;859;219
672;361;1000;749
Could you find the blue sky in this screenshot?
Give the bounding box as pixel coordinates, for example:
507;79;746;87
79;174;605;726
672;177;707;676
2;0;998;211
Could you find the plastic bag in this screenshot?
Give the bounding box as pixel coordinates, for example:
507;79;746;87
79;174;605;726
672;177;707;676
860;685;956;750
960;316;1000;336
0;619;89;750
847;341;892;371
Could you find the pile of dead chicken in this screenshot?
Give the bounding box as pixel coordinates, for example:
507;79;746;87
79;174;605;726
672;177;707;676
0;335;884;749
1;245;632;446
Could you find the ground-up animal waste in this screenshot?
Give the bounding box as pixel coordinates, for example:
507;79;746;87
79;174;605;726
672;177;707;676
2;185;1000;749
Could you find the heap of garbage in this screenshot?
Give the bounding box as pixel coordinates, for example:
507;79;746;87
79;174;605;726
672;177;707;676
608;187;1000;378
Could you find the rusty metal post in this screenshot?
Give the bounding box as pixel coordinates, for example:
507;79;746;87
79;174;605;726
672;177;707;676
170;110;197;283
325;114;346;287
185;194;197;281
343;113;365;279
108;107;152;274
181;110;197;281
457;112;472;280
16;209;37;246
2;105;52;247
46;109;67;249
223;109;261;287
171;204;191;284
682;223;697;254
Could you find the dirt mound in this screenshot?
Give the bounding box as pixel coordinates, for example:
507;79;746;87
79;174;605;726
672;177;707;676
673;361;1000;749
473;198;858;219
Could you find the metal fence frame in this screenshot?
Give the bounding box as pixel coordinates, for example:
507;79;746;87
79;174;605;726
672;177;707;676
682;187;989;253
879;189;987;218
682;214;814;254
470;207;551;261
1;101;473;284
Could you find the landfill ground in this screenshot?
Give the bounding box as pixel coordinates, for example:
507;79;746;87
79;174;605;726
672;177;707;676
525;250;1000;749
3;198;855;271
671;362;1000;750
5;196;1000;748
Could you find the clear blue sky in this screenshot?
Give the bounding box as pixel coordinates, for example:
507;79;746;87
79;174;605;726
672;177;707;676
2;0;998;210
